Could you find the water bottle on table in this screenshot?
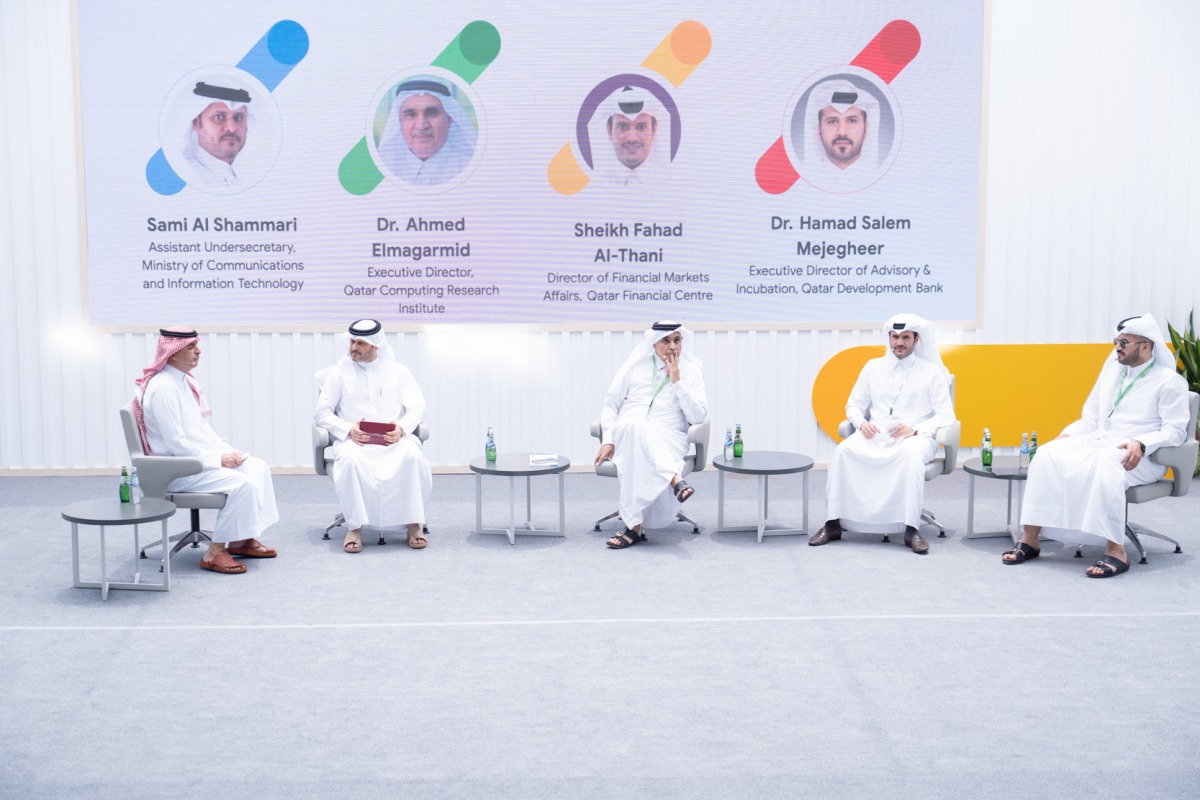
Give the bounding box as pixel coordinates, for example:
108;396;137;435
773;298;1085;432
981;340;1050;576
129;466;143;505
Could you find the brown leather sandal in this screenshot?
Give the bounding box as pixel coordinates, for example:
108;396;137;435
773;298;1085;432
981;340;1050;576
199;550;247;574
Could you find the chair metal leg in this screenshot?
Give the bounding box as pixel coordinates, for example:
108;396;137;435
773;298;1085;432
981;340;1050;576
322;513;346;540
139;508;213;571
676;510;700;534
1125;523;1181;565
593;509;621;532
140;509;212;558
921;508;947;538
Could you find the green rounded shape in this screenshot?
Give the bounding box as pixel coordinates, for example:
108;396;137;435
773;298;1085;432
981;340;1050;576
459;21;501;66
339;138;384;196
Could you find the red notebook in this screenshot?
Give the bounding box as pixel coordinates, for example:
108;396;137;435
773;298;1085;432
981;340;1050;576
359;420;396;445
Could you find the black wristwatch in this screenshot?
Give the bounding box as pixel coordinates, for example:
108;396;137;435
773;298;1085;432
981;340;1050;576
1134;440;1145;454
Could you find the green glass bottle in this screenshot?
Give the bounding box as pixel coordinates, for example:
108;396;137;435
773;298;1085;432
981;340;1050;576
733;424;743;458
119;466;131;503
485;427;496;464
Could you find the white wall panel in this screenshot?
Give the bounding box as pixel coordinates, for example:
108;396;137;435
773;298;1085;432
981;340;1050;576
2;0;1198;472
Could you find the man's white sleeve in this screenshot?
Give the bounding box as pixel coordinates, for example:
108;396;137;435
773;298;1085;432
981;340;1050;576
314;371;352;442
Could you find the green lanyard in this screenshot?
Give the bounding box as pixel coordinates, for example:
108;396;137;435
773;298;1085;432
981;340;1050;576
1111;362;1154;415
647;356;670;417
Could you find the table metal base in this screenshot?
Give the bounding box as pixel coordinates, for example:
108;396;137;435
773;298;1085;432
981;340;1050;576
965;473;1025;541
71;518;171;600
475;472;566;545
716;470;809;543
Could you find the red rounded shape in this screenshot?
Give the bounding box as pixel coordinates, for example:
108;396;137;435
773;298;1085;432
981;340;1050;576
880;20;921;64
755;138;799;195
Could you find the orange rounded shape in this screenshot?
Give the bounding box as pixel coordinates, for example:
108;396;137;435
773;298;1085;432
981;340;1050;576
670;21;712;65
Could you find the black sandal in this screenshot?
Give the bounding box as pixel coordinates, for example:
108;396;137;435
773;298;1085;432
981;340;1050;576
1002;542;1040;565
673;480;695;503
1086;555;1130;578
606;528;645;549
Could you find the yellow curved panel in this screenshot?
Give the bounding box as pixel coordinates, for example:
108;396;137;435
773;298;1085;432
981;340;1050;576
642;20;712;87
813;343;1113;447
547;142;589;196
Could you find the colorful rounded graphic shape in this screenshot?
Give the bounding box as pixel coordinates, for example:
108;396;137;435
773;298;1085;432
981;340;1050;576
756;19;920;195
812;343;1113;447
642;19;712;88
575;74;681;170
338;21;500;195
548;20;711;196
146;20;308;196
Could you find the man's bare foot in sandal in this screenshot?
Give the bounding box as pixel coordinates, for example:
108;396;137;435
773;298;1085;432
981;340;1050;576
670;474;695;502
607;525;645;549
1002;526;1041;564
343;528;363;553
407;523;427;549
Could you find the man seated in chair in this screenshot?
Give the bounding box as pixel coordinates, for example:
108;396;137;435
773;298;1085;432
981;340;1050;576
594;321;708;549
315;319;432;553
1004;313;1189;578
134;327;279;574
810;313;955;554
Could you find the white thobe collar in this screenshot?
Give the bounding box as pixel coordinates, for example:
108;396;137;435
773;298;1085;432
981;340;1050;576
189;145;239;185
885;351;917;372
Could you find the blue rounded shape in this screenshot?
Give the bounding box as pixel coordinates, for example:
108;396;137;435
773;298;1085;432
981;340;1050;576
146;149;186;195
267;20;309;65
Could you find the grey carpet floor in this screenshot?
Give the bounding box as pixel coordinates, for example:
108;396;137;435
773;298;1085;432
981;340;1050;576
2;470;1198;799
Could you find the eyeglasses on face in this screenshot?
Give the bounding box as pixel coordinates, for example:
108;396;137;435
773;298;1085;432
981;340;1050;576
1112;338;1148;348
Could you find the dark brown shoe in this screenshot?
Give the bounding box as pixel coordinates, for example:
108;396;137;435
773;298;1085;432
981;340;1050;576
809;525;842;546
904;528;929;554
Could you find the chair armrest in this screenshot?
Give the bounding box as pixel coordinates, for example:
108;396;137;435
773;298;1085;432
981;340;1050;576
688;419;712;472
312;425;331;476
837;419;855;439
590;420;602;440
130;455;204;499
936;420;961;474
1151;440;1199;497
411;423;429;443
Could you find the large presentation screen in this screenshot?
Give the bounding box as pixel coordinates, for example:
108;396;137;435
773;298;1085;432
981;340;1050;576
76;0;985;328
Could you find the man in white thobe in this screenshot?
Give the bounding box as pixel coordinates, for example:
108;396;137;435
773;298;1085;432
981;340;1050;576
377;78;475;186
595;86;668;188
594;321;708;548
315;319;432;553
810;313;955;554
182;81;252;190
1005;313;1189;577
795;78;883;193
134;327;279;574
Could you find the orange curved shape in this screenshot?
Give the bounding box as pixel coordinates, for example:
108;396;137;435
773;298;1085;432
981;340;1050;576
813;343;1114;447
547;142;589;196
642;20;711;87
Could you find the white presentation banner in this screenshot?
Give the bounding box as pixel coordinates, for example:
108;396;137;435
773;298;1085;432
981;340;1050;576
76;0;985;327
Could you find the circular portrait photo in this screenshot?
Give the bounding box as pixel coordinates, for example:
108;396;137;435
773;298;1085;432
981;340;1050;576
784;68;900;194
367;70;483;192
158;66;281;196
575;73;681;190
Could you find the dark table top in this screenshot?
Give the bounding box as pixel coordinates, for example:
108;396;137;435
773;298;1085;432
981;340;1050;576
963;455;1029;480
469;453;571;477
712;450;815;476
62;497;176;525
